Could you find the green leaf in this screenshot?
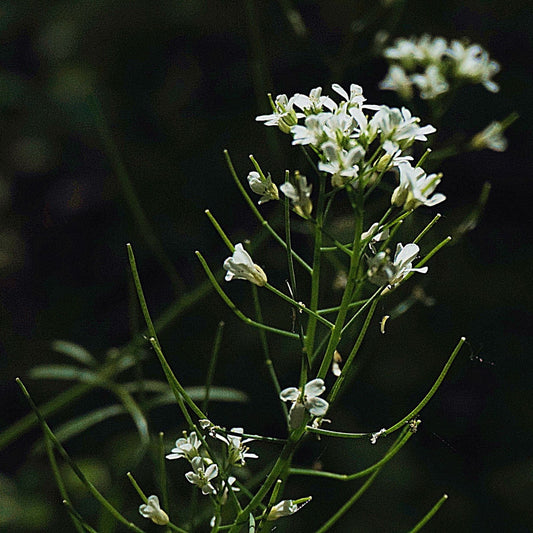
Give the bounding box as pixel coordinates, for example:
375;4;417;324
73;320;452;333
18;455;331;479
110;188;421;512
29;365;98;383
51;340;98;367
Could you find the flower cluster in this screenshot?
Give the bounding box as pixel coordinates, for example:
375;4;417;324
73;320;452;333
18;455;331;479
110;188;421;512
256;84;436;189
380;34;500;99
166;426;257;501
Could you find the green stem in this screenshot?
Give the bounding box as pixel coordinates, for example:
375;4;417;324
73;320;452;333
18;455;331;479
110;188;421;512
305;427;368;439
305;175;326;360
291;427;412;481
264;283;334;329
283;192;307;360
225;150;312;274
384;337;465;435
407;494;449;533
0;382;92;452
329;297;380;405
16;379;146;533
203;321;225;412
44;433;85;533
196;251;299;339
205;210;235;251
314;468;381;533
317;297;371;315
317;191;365;378
413;214;442;244
227;426;306;533
62;501;99;533
251;286;288;420
149;339;206;421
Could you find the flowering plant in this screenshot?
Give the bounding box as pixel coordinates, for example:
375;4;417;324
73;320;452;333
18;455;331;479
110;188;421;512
8;12;517;533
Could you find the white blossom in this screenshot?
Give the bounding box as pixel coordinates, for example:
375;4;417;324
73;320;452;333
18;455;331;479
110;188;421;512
471;121;508;152
331;83;366;108
291;113;330;146
224;243;267;286
256;94;304;133
166;431;202;461
447;41;500;92
379;65;413;100
267;497;312;520
292;87;337;113
318;142;365;188
280;172;313;218
376;139;413;172
139;495;169;526
391;162;445;210
367;243;428;286
416;34;448;63
219;476;240;505
371;106;435;148
185;456;219;495
280;378;329;429
361;223;389;252
247;171;279;204
383;37;425;69
411;65;449;100
215;427;258;467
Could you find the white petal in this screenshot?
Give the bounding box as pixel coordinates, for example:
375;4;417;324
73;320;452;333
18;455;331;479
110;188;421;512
306;397;329;417
205;463;219;480
280;387;300;402
304;378;325;398
232;243;254;267
394;243;419;266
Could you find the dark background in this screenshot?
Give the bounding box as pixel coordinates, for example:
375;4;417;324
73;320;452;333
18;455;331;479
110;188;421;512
0;1;531;531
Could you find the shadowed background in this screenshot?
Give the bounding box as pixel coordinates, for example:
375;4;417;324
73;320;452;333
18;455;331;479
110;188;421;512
0;1;531;531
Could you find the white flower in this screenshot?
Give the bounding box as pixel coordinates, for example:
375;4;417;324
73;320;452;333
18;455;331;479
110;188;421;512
267;497;312;520
391;243;428;284
383;37;425;69
139;495;169;526
224;243;267;286
331;83;366;108
256;94;304;133
166;431;202;461
291;113;330;146
416;34;448;63
215;427;258;467
280;172;313;218
376;139;413;172
292;87;337;113
371;106;436;149
471;121;508;152
247;171;279;204
361;223;389;252
185;456;219;495
379;65;413;100
447;41;500;93
219;476;240;505
323;111;354;143
391;162;445;210
318;142;365;188
411;65;449;99
367;243;428;286
280;378;329;429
